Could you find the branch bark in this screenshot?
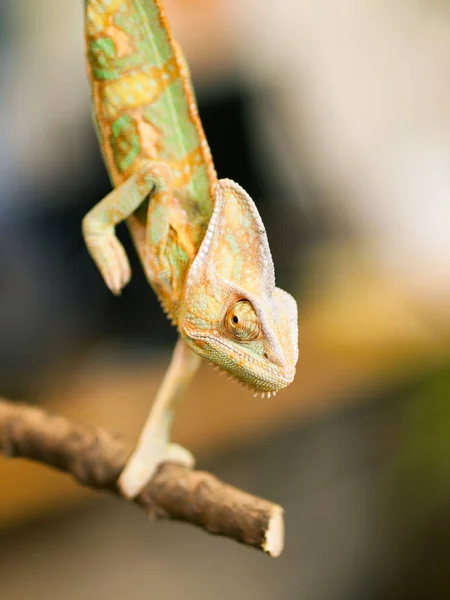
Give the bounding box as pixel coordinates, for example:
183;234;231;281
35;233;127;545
0;398;284;557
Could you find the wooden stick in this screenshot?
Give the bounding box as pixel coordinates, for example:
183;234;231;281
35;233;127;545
0;398;284;557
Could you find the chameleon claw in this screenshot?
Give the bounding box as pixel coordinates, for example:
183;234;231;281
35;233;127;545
118;442;195;500
85;231;131;295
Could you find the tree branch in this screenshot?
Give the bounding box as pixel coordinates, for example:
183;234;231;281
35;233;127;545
0;398;284;557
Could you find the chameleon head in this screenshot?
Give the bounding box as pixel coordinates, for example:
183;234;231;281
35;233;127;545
178;179;299;394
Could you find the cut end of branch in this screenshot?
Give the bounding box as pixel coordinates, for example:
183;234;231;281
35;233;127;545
263;505;285;557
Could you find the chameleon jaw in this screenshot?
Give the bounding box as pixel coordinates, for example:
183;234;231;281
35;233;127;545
181;330;295;394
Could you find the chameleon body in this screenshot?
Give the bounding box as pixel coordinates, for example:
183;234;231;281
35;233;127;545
83;0;299;499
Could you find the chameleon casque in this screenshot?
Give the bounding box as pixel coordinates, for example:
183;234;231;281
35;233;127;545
83;0;299;499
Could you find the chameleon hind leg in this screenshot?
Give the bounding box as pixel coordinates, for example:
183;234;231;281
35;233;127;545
119;337;201;499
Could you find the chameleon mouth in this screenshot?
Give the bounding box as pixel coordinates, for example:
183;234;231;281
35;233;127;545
212;362;293;396
190;334;294;393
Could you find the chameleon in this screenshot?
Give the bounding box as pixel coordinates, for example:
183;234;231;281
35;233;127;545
83;0;299;499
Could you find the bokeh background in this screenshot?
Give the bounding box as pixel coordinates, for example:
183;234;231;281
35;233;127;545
1;1;450;598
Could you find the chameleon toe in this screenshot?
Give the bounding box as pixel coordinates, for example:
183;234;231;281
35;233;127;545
118;441;195;499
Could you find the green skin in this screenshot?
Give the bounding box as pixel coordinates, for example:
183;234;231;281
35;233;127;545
82;0;298;499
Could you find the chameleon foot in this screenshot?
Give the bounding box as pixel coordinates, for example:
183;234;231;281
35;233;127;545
118;442;195;499
84;230;131;295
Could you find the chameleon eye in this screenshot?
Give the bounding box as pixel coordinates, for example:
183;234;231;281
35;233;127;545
224;300;260;341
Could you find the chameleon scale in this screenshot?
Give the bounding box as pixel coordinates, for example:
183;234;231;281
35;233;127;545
83;0;299;499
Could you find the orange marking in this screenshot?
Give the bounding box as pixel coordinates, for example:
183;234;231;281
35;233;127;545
171;147;205;188
101;56;179;118
106;25;135;58
134;110;161;160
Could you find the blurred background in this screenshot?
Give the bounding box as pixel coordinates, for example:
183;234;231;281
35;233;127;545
1;0;450;598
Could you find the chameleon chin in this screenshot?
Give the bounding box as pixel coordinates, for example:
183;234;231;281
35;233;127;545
82;0;299;500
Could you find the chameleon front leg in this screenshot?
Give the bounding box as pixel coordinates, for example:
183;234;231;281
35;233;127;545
118;337;201;499
82;163;162;295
